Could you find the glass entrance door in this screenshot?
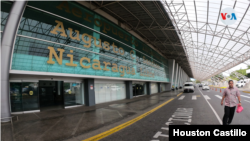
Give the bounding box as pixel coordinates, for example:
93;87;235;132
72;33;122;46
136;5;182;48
132;82;146;96
10;83;22;112
63;82;84;107
39;81;64;111
10;82;39;112
39;87;54;107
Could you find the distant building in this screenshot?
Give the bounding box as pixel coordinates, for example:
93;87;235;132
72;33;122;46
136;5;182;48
246;69;250;74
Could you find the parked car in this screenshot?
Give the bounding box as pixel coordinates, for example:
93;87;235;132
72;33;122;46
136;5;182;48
183;82;194;93
199;84;202;87
202;84;210;90
236;80;246;88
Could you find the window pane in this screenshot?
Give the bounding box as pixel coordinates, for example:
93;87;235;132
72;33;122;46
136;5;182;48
64;83;83;106
22;82;39;111
10;83;23;112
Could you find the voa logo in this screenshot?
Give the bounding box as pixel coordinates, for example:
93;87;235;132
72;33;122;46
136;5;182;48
220;7;237;25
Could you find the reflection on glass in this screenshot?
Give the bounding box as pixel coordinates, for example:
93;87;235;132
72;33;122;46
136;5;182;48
64;83;84;106
22;82;39;111
10;82;39;112
12;3;169;82
10;83;22;112
132;82;147;96
160;83;166;92
1;1;12;31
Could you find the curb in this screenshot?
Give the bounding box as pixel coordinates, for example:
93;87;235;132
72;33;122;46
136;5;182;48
209;85;226;89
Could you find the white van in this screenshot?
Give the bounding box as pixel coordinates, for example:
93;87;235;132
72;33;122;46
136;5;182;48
183;82;194;93
236;80;246;88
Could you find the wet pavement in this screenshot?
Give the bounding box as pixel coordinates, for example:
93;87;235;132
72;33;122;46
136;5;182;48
100;87;250;141
1;90;180;141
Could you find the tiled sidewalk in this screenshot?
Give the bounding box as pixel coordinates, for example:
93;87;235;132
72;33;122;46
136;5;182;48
1;90;181;141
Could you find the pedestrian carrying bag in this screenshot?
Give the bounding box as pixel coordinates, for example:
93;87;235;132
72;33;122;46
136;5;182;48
236;104;243;113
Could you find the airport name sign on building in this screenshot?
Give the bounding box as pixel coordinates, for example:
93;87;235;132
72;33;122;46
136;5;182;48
10;1;170;82
47;20;158;78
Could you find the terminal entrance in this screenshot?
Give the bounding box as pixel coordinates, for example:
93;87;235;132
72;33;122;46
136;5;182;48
39;81;64;111
132;82;147;96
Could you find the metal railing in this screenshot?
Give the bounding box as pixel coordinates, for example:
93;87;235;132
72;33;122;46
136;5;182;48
1;116;18;123
1;116;19;131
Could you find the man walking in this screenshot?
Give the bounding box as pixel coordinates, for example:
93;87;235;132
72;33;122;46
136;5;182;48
221;80;241;125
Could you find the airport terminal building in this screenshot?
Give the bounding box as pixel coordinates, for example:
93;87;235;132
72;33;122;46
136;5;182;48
1;1;190;119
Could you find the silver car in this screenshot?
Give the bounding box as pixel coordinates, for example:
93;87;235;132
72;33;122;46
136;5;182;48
202;84;210;90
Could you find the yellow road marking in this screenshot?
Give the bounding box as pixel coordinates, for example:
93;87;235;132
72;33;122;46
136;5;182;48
243;91;250;94
177;92;183;97
196;95;200;97
82;93;182;141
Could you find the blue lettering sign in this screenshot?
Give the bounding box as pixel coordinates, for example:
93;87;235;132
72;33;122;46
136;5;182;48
230;13;237;20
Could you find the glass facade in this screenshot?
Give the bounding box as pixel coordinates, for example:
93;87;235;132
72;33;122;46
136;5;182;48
1;1;174;112
160;83;166;92
10;83;22;112
0;0;11;41
8;1;170;82
22;82;39;111
95;83;126;104
10;82;39;112
64;82;84;106
1;1;12;31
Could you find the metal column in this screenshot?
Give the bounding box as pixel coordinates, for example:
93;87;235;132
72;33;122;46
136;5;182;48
180;68;182;86
1;1;27;122
125;81;133;99
146;82;151;95
84;79;96;106
177;66;181;88
175;63;178;88
168;59;175;90
180;69;183;87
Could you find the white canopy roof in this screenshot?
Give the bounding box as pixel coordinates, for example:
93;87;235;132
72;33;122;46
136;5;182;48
161;0;250;80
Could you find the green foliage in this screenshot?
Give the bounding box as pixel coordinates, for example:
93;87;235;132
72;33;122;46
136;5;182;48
212;73;224;81
236;69;247;76
230;68;249;80
196;80;201;83
229;76;238;81
214;73;224;79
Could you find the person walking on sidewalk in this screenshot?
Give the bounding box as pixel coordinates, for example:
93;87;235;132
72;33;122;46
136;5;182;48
221;80;241;125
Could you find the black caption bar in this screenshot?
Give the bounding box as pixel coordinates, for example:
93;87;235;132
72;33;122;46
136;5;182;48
169;125;250;140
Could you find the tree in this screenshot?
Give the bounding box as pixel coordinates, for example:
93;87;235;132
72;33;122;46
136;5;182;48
211;73;224;82
196;80;201;83
236;69;246;76
214;73;224;80
229;69;248;80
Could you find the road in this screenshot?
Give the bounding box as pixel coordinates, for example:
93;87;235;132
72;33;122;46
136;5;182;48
100;87;250;141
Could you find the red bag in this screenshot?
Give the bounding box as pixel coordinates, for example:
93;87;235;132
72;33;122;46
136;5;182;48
236;104;243;113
